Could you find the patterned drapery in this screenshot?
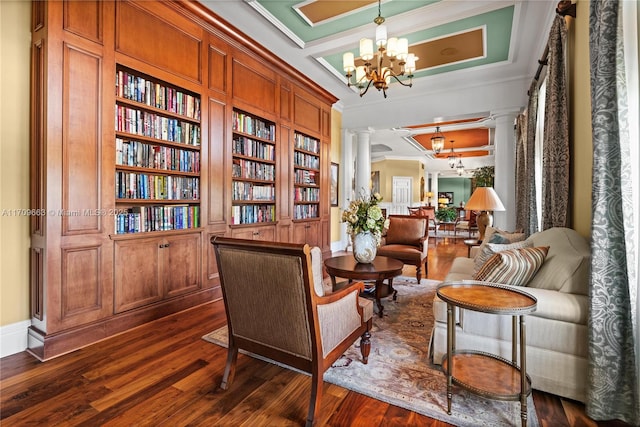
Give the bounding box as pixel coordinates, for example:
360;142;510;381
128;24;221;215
514;82;539;237
541;16;570;229
587;0;639;424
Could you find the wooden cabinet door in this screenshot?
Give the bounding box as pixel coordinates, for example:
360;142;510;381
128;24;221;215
164;233;201;298
114;238;163;313
231;225;276;242
292;221;319;247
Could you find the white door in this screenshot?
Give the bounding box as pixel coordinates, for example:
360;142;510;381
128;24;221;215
391;177;412;215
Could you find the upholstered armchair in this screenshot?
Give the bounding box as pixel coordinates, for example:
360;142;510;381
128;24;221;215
376;215;429;282
454;209;479;238
408;206;439;238
211;237;373;427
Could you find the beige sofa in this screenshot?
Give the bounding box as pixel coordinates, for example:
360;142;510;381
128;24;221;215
431;227;590;403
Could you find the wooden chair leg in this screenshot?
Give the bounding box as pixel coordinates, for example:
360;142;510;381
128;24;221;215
360;323;372;364
306;373;324;427
220;341;239;390
416;265;422;283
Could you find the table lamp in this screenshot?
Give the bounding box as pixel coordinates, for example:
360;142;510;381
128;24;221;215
426;192;433;206
464;187;505;241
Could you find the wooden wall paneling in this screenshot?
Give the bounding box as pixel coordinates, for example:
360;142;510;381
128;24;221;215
278;125;292;241
208;36;228;96
207;99;227;226
231;52;276;115
59;244;111;327
115;0;202;84
280;84;291;123
293;91;321;135
30;38;45;236
30;248;44;321
63;0;103;44
322;108;331;139
62;43;102;234
32;0;45;32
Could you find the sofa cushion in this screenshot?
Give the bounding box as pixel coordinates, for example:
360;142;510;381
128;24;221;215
525;228;590;295
474;240;533;274
384;216;426;246
475;246;549;287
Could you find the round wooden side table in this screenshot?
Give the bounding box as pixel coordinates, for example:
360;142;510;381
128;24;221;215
436;281;537;427
324;255;403;318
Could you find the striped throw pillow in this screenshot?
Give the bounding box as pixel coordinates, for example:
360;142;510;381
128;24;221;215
474;246;550;287
473;240;533;274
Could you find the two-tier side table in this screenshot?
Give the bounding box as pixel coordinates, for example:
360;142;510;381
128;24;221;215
436;281;537;427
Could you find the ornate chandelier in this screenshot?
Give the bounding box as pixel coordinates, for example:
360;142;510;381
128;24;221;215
342;0;418;98
431;126;445;154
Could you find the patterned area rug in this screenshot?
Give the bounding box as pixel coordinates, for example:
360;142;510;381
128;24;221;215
202;277;539;427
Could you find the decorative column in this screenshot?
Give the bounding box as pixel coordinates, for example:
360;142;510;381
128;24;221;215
431;171;439;207
492;110;519;231
355;129;372;196
340;129;355;250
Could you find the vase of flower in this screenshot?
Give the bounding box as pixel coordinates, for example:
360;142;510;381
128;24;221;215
341;192;389;264
352;231;377;263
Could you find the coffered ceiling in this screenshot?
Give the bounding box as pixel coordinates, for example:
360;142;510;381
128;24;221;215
201;0;559;175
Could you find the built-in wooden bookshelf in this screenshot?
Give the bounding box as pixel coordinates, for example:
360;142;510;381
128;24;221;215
114;66;201;234
293;131;320;220
231;109;277;225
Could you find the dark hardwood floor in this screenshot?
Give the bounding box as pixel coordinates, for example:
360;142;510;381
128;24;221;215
0;236;630;426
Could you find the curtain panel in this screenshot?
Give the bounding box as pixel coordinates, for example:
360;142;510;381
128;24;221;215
587;0;639;424
542;15;570;229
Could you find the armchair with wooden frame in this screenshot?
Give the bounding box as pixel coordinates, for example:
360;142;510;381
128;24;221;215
407;206;438;239
377;215;429;282
211;237;373;427
454;209;479;238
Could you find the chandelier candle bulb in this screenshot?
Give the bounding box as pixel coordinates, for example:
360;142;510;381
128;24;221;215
387;37;398;57
405;53;417;73
376;23;387;47
397;38;409;60
360;38;374;61
343;52;355;72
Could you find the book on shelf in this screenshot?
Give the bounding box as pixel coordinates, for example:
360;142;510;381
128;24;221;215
115;204;200;234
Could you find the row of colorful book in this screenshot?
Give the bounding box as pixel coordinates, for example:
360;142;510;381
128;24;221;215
114;205;200;234
116;172;199;200
294;133;319;154
116;69;201;120
116;105;201;146
232;111;275;141
116;138;200;173
231;204;276;225
232;158;275;181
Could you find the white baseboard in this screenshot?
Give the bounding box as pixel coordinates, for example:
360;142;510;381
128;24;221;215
0;320;30;358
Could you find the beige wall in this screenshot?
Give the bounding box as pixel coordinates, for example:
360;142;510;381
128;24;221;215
371;159;424;204
1;0;32;326
330;109;342;243
569;0;592;238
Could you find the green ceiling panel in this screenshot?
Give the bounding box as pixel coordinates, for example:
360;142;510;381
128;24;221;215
257;0;438;43
322;5;514;81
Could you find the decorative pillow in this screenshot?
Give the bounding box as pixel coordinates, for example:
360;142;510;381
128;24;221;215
488;233;511;244
475;246;550;287
473;240;533;274
476;226;527;260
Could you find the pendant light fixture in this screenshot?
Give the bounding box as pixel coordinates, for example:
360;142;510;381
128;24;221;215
447;140;457;168
431;126;445;154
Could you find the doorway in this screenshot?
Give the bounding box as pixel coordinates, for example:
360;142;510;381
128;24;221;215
391;176;412;215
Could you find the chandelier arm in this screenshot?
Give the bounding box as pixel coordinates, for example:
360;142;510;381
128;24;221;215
388;74;413;88
359;79;375;97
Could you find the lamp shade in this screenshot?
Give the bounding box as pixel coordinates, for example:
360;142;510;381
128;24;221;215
465;187;505;212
